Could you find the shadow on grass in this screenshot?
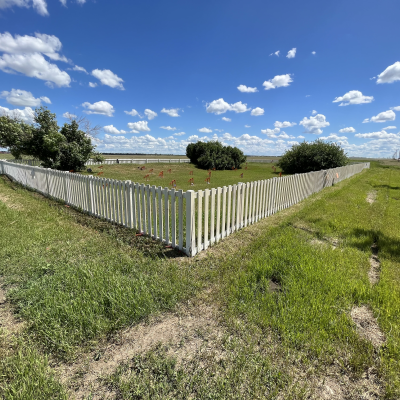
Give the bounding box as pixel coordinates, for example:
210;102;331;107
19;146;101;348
2;176;185;260
372;184;400;191
348;227;400;259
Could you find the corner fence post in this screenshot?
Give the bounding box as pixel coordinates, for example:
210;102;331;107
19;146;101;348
186;190;195;257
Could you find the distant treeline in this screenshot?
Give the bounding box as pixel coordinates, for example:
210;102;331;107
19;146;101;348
100;153;184;156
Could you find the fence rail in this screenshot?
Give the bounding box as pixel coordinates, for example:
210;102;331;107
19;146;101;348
0;160;369;256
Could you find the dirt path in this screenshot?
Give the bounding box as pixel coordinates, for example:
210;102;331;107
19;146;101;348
57;292;224;400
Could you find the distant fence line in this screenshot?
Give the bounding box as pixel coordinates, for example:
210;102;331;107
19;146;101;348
5;158;276;167
0;160;369;257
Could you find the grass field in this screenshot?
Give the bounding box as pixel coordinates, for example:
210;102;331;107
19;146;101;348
0;161;399;399
82;162;283;191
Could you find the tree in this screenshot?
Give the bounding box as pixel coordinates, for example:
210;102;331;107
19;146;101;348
186;141;246;170
0;107;104;171
277;139;348;174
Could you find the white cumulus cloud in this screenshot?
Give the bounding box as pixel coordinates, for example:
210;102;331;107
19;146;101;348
261;128;280;137
124;109;140;117
245;125;251;128
237;84;258;93
390;106;400;111
127;120;150;133
0;53;71;87
161;108;180;117
311;110;317;115
355;131;400;139
144;109;157;120
198;127;213;133
376;61;400;84
88;82;97;88
103;125;126;134
251;107;264;116
82;101;114;117
63;112;77;119
383;126;396;130
160;126;176;130
333;90;374;106
0;105;34;123
91;69;124;90
320;134;348;141
222;117;231;122
263;74;293;90
173;132;185;136
299;114;330;134
338;127;356;133
269;50;280;56
1;88;50;107
286;48;296;58
72;65;87;73
206;98;250;115
0;32;67;61
363;110;396;123
0;1;48;16
274;121;296;128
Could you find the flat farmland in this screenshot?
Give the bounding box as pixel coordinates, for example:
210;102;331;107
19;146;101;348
82;162;283;191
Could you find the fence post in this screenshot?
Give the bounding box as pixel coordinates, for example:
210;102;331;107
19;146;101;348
0;160;3;175
86;175;94;214
45;168;50;196
186;190;195;257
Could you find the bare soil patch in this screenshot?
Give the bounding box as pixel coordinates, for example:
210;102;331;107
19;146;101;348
0;285;25;337
311;365;382;399
351;306;385;347
368;255;380;285
0;193;23;210
57;294;224;400
366;191;377;204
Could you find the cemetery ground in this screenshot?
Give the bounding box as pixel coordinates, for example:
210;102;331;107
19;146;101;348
0;161;399;399
81;161;283;192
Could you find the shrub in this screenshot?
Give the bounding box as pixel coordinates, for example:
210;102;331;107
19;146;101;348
277;140;348;174
186;141;246;170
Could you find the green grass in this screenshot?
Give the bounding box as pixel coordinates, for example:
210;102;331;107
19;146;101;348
1;161;400;398
0;177;198;359
0;334;67;400
81;162;282;191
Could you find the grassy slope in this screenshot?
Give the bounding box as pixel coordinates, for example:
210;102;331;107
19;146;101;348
1;162;399;398
0;177;198;360
81;162;282;191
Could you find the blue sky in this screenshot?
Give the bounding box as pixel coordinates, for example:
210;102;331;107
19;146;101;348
0;0;400;157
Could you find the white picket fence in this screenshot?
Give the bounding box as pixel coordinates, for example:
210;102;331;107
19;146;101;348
86;158;190;165
0;160;369;257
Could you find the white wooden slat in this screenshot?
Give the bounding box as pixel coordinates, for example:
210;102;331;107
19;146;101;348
171;188;176;248
216;187;221;241
151;186;157;238
178;189;184;251
204;189;210;249
164;187;169;244
197;190;203;251
146;185;151;236
226;185;232;237
231;185;236;233
221;186;227;238
157;186;163;241
141;183;146;234
210;188;216;244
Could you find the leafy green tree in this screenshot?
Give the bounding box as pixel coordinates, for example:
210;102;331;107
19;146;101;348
0;107;104;171
277;139;349;174
186;141;246;170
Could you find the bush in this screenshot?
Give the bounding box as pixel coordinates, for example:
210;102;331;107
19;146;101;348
277;140;348;174
186;141;246;170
